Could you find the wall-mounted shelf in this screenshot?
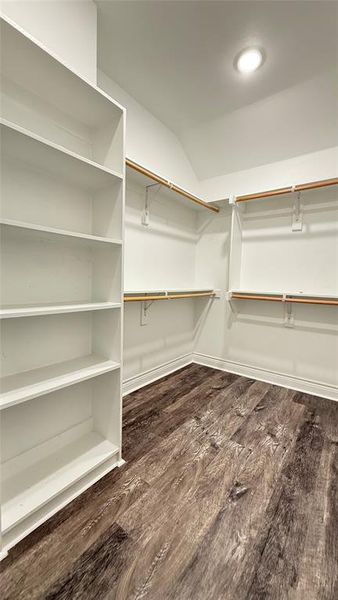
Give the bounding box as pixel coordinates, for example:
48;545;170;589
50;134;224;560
126;158;219;214
0;15;125;557
229;177;338;204
2;426;119;534
0;301;121;319
0;355;120;410
124;289;215;302
1;120;124;184
228;291;338;306
0;220;122;247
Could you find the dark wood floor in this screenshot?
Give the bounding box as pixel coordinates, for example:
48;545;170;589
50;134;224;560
1;364;337;599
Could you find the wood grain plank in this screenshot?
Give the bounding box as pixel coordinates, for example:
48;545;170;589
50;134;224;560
1;471;148;600
122;366;227;463
45;522;129;600
192;378;272;448
245;411;325;600
115;439;250;600
159;373;255;441
169;392;305;600
123;364;213;421
291;438;338;600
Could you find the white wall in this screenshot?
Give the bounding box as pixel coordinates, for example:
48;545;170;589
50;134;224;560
123;177;200;386
194;149;338;399
181;69;338;180
1;0;97;84
201;146;338;201
98;70;200;195
124;180;197;292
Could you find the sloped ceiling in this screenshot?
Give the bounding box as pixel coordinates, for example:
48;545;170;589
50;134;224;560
97;1;338;179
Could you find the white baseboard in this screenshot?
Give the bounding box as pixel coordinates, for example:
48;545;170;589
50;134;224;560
122;351;337;402
193;352;338;402
123;353;193;396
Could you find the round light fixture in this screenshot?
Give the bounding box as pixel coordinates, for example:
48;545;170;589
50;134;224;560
236;48;263;74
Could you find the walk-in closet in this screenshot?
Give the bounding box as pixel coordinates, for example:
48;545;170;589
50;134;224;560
0;1;337;598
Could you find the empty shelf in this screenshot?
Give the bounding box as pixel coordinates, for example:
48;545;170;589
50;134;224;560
229;290;338;306
0;355;120;410
124;289;215;302
1;119;123;187
0;219;122;247
0;301;121;319
1;428;119;533
233;178;338;203
124;288;214;295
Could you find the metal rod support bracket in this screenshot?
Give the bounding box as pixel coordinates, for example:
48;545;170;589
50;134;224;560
140;299;154;326
283;297;295;328
292;189;303;232
142;183;162;226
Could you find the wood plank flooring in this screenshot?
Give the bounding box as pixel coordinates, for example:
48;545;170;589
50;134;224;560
1;364;337;599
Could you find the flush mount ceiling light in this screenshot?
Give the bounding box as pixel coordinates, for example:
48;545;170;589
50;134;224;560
236;48;264;74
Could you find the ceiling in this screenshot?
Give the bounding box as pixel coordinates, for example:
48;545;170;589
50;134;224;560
97;1;338;178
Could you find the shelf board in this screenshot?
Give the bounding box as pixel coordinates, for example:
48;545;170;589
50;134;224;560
124;288;214;295
1;426;119;534
1;17;124;126
234;178;338;203
124;289;215;303
0;219;122;247
1;119;123;189
0;355;120;410
229;290;338;306
0;301;121;319
231;289;338;299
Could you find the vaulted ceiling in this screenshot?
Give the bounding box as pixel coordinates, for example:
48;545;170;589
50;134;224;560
97;1;338;179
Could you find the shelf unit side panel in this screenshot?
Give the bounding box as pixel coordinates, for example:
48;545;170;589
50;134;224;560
91;370;121;448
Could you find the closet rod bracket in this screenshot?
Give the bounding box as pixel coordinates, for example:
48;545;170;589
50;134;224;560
292;189;303;232
283;296;295;328
140;299;155;325
142;183;162;227
226;291;238;315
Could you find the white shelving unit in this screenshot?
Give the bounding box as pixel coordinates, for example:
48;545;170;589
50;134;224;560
0;218;123;246
0;16;125;557
0;301;121;319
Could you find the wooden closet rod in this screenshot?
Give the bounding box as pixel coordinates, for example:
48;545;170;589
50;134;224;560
124;292;215;302
235;177;338;203
231;293;338;306
126;158;219;213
